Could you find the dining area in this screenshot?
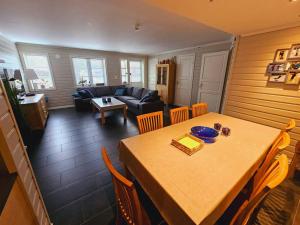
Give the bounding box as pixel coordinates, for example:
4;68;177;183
101;103;297;225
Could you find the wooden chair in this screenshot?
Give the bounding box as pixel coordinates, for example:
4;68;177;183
252;131;290;193
191;102;208;118
101;148;151;225
169;106;189;125
136;111;163;134
285;119;296;132
289;141;300;178
230;154;289;225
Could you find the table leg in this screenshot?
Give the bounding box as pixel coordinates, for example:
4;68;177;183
123;106;128;123
100;110;105;125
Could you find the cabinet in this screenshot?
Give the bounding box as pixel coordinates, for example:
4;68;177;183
156;63;176;104
20;94;48;130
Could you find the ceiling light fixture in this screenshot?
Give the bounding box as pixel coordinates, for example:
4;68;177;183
289;0;298;2
134;23;141;31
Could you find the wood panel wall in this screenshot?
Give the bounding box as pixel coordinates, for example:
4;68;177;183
224;26;300;159
0;81;51;225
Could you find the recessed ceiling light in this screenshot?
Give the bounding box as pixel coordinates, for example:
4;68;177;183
289;0;298;2
134;23;141;31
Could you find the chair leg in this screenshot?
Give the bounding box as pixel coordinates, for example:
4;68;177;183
115;208;122;225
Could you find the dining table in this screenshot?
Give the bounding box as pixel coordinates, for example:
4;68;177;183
118;112;280;225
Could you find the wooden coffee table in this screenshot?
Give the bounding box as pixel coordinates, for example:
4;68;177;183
91;97;128;125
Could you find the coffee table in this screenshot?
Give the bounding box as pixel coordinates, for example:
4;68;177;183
91;97;128;125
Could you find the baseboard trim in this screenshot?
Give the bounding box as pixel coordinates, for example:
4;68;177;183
48;105;75;110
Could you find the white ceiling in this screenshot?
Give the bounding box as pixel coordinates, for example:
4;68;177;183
146;0;300;36
0;0;231;54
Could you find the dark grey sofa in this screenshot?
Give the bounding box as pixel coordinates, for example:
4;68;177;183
73;85;164;115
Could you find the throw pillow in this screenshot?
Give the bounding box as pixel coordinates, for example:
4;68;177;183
114;88;126;96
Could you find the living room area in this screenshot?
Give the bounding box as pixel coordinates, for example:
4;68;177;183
1;1;300;225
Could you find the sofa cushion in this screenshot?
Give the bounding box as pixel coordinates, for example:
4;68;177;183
141;89;150;98
95;86;113;97
131;87;144;99
116;96;137;102
140;90;158;102
126;87;133;96
114;88;126;96
72;92;81;98
77;87;97;97
78;90;94;99
126;99;141;109
110;85;125;94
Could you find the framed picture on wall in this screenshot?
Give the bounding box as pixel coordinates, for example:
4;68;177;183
285;72;300;85
273;48;289;63
266;63;286;74
268;74;286;83
287;43;300;60
287;61;300;73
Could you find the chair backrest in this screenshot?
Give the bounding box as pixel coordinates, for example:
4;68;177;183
170;106;189;125
285;119;296;132
191;103;208;118
101;148;143;225
252;132;290;193
136;111;163;134
231;154;289;225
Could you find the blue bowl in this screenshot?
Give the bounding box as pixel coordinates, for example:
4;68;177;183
191;126;219;143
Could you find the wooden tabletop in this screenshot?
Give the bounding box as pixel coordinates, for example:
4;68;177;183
119;112;280;225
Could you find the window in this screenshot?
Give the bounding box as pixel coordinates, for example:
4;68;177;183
120;59;143;84
129;61;142;82
23;54;55;90
72;57;106;86
120;59;128;84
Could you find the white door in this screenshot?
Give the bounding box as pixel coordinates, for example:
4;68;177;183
148;57;158;90
174;54;195;106
197;51;229;112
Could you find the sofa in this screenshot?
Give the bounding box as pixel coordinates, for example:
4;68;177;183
73;85;164;115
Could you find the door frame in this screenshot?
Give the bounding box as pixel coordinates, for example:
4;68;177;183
175;53;195;106
197;51;229;112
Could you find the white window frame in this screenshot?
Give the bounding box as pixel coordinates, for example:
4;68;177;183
71;56;107;87
120;58;144;86
22;53;56;91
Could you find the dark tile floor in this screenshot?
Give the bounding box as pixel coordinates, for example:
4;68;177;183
28;107;300;225
28;108;148;225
